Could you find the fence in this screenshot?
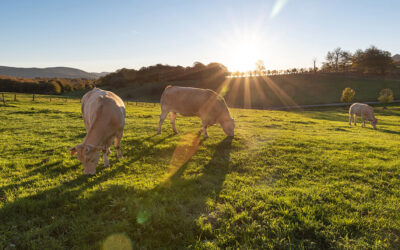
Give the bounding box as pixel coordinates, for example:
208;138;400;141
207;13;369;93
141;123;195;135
0;92;158;108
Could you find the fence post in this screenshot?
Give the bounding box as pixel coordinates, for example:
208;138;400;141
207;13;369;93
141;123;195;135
2;93;6;106
32;93;35;102
14;94;17;101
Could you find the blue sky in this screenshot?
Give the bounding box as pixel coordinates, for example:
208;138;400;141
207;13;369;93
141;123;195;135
0;0;399;72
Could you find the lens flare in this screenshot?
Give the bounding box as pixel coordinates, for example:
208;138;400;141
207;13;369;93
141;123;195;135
162;133;201;185
102;233;132;250
270;0;289;18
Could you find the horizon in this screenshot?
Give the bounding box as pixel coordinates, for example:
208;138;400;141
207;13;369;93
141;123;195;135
1;0;399;73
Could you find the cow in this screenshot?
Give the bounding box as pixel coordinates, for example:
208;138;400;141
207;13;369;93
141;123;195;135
349;103;378;129
157;86;235;137
69;88;125;175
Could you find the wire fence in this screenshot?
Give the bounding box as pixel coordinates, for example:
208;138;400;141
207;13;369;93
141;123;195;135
0;92;158;108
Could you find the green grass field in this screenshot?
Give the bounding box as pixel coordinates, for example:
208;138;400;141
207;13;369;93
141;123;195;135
1;94;400;249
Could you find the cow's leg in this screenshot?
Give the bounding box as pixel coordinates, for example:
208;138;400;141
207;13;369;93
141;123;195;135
202;121;209;138
349;114;352;126
362;117;366;127
170;112;178;134
354;115;357;126
158;110;169;134
114;131;123;159
103;147;111;167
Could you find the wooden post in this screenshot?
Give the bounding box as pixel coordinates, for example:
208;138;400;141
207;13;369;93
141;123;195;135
32;93;35;101
50;97;52;102
2;93;6;106
14;94;17;101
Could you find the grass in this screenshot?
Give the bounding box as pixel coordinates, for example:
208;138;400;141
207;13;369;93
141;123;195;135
1;94;400;249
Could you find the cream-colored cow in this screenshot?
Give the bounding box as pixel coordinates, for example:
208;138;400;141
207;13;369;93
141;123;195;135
70;88;125;174
157;86;235;137
349;103;378;129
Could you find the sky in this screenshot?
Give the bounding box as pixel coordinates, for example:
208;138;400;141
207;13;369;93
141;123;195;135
0;0;399;72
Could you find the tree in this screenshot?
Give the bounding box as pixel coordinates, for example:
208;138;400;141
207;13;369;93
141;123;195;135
341;87;355;105
352;46;393;75
323;47;352;72
255;60;266;75
378;88;394;109
313;58;317;73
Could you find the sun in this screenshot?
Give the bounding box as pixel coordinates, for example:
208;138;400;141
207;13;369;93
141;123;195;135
225;37;263;73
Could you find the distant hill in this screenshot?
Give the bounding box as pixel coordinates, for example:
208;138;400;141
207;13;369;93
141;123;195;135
90;72;110;77
393;54;400;61
0;66;101;79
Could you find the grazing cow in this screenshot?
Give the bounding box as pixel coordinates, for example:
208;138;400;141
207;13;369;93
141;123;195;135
69;88;125;175
349;103;378;129
157;86;235;137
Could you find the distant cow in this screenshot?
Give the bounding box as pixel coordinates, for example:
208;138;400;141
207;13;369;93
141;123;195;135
349;103;378;129
69;88;125;175
157;86;235;137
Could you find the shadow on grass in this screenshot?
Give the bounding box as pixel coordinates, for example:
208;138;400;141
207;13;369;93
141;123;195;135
0;135;233;249
130;136;233;247
378;129;400;135
301;110;349;123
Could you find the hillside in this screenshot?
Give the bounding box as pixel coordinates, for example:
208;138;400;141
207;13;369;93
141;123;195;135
107;74;400;107
0;66;100;79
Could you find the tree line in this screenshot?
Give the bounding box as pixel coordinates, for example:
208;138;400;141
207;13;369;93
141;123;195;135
322;46;394;75
229;46;397;77
0;76;95;94
97;62;228;88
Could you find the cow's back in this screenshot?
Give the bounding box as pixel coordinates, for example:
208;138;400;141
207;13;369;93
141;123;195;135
81;88;125;130
161;86;217;116
350;103;374;117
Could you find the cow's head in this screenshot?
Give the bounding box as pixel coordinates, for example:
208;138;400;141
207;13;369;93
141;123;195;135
371;118;378;129
220;117;235;137
69;144;102;175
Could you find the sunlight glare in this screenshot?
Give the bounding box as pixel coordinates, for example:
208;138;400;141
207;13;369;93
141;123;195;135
225;37;263;72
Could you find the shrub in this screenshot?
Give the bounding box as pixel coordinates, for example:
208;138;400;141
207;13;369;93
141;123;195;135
378;88;394;109
341;87;355;104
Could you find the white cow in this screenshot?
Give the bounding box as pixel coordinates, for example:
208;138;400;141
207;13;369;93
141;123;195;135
157;86;235;137
69;88;125;174
349;103;378;129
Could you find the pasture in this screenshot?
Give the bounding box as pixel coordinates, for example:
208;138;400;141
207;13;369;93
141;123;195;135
1;94;400;249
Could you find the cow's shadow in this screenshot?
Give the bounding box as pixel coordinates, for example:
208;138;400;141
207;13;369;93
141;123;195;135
0;135;233;249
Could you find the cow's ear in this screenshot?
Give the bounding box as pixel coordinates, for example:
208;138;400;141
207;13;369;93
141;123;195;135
69;146;78;155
